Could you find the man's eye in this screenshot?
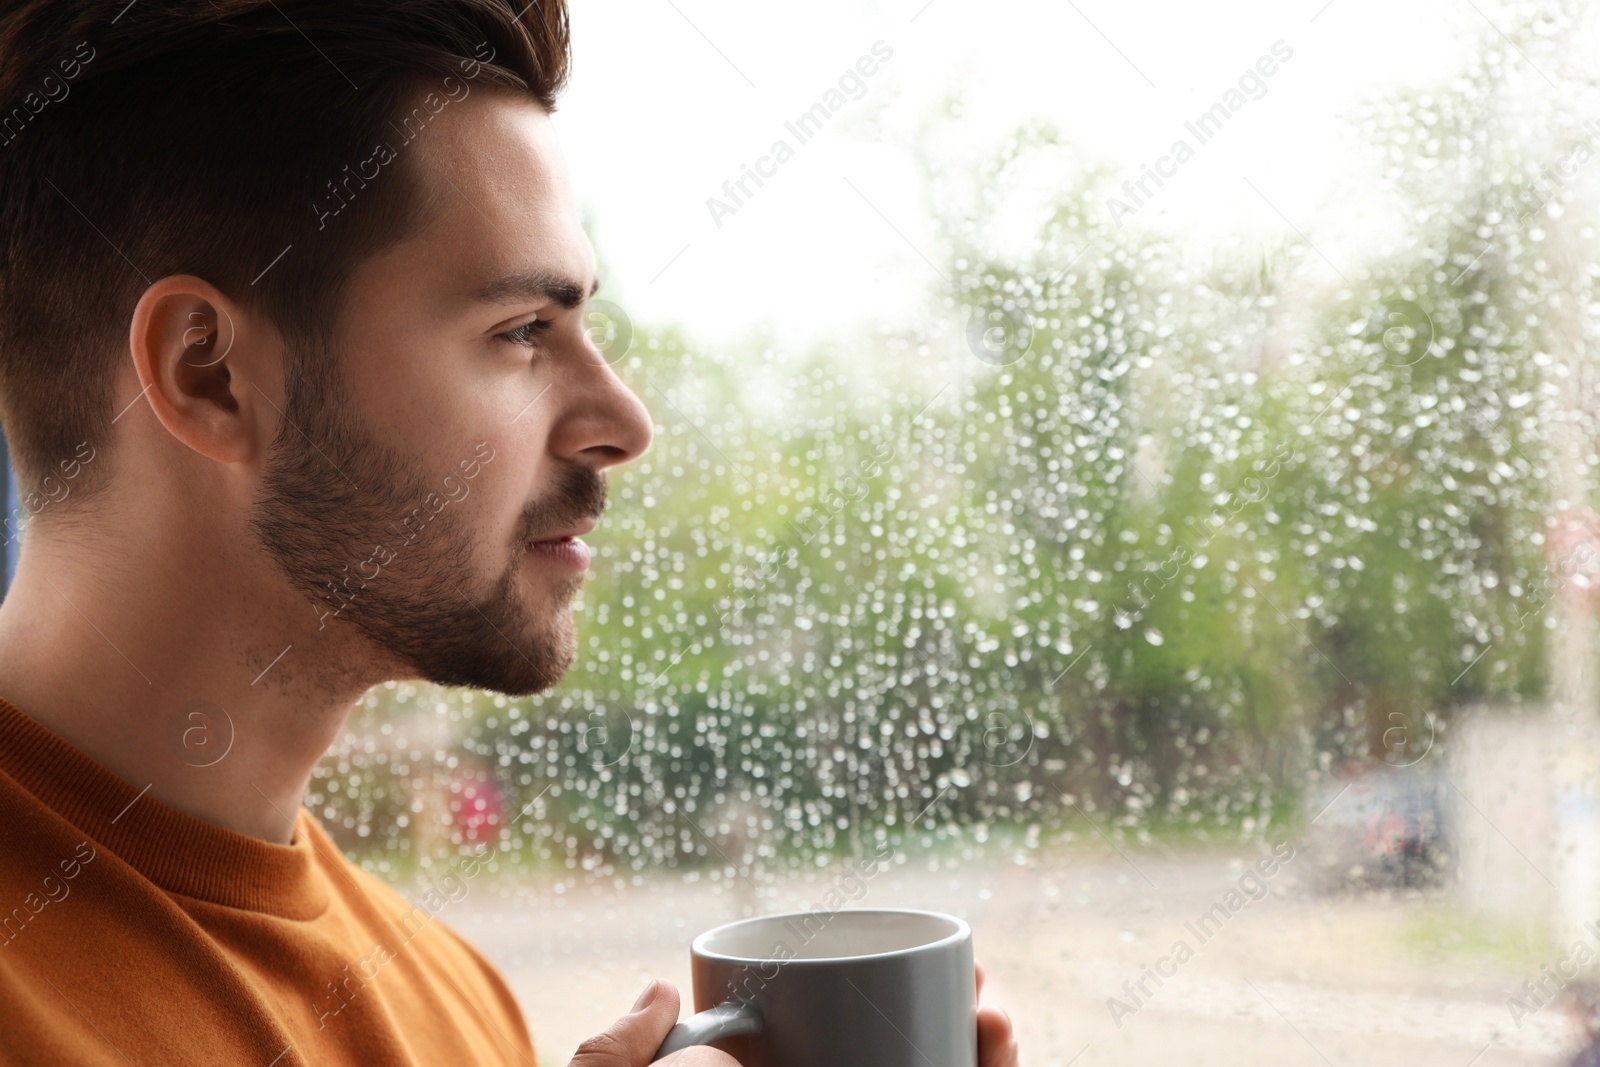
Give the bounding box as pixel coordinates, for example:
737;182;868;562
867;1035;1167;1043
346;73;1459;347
499;318;553;347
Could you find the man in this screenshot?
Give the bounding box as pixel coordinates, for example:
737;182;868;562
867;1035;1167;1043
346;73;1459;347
0;1;1020;1064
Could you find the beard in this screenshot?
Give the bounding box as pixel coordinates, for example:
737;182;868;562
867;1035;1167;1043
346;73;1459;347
249;357;604;695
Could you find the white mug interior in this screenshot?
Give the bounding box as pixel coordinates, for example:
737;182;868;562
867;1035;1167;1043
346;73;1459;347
695;909;964;962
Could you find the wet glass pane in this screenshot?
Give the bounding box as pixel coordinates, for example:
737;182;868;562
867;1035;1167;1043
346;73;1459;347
300;3;1600;1064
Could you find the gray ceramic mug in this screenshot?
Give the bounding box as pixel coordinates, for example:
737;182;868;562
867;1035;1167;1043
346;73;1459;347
651;908;977;1066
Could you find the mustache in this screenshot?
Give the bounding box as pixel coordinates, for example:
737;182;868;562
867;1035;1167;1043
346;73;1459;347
517;465;607;543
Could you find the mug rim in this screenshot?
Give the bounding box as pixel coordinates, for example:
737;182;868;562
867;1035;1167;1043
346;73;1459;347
690;907;971;966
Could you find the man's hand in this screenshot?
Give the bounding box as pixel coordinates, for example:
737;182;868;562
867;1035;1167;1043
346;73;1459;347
976;962;1020;1067
570;980;740;1067
571;968;1016;1067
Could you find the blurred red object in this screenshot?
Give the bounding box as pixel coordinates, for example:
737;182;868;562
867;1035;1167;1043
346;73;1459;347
1545;508;1600;607
450;770;505;844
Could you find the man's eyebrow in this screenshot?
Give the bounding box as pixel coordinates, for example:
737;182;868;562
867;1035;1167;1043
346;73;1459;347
469;269;600;309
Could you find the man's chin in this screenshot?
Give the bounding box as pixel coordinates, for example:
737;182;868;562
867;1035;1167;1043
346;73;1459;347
358;592;579;696
424;615;575;696
478;636;576;697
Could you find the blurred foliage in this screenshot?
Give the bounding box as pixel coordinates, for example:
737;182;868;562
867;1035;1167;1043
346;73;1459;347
315;5;1599;882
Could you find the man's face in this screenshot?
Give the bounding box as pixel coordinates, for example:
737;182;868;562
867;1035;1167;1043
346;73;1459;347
251;89;652;695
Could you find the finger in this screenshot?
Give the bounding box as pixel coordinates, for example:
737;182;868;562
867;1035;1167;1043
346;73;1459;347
975;961;986;1000
976;1005;1018;1067
569;979;683;1067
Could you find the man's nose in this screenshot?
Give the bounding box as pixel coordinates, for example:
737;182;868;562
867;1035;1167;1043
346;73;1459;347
546;356;653;471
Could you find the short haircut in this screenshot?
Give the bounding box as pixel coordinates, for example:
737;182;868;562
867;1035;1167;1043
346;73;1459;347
0;0;572;495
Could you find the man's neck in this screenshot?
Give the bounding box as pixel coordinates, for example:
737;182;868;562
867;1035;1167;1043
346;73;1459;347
0;530;383;844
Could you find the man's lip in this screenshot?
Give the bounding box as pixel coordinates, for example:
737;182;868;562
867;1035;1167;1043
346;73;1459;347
528;517;597;542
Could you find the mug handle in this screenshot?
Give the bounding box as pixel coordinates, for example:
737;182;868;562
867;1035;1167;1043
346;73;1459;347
651;1000;763;1060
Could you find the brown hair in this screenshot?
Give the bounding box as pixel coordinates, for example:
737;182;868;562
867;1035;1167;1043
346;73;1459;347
0;0;571;495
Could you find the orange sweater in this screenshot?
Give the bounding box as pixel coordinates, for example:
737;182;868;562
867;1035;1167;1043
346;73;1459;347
0;696;538;1066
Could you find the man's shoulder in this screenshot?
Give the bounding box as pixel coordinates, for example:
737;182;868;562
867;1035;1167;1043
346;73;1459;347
303;820;534;1054
0;771;114;945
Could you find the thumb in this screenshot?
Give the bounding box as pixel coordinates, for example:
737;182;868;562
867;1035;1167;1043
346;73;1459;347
569;980;682;1067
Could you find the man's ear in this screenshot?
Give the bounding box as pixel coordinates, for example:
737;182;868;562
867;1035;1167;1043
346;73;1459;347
127;275;279;466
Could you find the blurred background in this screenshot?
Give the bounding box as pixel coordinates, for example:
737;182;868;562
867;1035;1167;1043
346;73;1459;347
7;0;1600;1063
